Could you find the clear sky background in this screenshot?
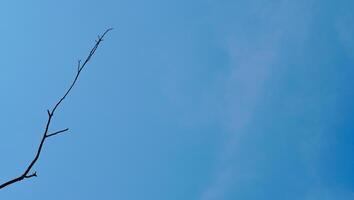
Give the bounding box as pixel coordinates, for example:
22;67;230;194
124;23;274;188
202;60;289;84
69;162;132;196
0;0;353;199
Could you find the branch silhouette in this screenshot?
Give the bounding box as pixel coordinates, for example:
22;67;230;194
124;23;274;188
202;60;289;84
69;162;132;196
0;28;113;190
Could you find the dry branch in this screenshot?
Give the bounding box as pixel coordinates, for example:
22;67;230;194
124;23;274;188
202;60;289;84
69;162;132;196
0;28;113;190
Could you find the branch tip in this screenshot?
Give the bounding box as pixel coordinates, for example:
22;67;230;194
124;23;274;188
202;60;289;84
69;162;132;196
25;172;37;179
77;59;81;71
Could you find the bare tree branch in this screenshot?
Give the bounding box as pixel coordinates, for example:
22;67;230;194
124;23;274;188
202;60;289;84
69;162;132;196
0;28;113;190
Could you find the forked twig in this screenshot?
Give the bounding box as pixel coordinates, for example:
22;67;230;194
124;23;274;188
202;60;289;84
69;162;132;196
0;28;113;190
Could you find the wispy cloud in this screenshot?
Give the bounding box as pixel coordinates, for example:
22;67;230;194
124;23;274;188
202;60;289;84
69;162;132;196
200;0;354;199
200;0;315;199
201;36;279;200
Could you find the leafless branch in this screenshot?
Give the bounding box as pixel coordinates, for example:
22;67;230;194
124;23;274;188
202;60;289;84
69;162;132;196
0;28;113;190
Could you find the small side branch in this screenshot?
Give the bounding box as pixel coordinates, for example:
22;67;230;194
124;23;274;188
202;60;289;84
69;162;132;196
46;128;69;138
0;28;113;190
24;172;37;179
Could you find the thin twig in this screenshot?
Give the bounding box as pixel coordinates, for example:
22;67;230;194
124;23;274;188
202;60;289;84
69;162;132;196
46;128;69;138
0;28;113;190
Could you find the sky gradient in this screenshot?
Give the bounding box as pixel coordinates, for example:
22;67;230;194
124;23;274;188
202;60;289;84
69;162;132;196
0;0;353;199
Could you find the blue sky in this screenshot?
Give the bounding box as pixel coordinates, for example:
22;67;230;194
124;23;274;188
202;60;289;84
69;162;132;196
0;0;353;199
